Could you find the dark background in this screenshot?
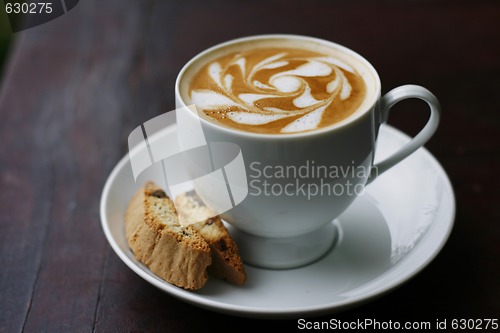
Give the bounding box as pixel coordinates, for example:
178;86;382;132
0;0;499;332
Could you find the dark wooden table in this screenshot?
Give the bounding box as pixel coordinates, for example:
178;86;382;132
1;0;499;332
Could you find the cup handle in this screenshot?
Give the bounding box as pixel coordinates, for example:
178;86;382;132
367;84;441;185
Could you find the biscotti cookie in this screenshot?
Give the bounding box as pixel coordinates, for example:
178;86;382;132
125;181;212;290
175;190;247;286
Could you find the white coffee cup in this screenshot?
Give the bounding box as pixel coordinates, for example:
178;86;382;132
175;34;440;269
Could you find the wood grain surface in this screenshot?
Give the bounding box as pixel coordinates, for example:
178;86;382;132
0;0;499;332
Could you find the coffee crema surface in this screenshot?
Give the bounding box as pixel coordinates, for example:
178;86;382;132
188;47;367;134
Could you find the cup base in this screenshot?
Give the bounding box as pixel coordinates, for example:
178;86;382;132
227;221;339;269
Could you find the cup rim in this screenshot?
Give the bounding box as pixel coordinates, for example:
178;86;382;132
175;34;382;139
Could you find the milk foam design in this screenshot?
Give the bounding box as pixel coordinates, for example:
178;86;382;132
190;50;358;133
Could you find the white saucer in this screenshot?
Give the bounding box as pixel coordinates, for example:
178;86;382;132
100;124;455;319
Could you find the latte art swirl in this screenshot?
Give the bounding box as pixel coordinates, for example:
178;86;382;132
189;47;366;134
